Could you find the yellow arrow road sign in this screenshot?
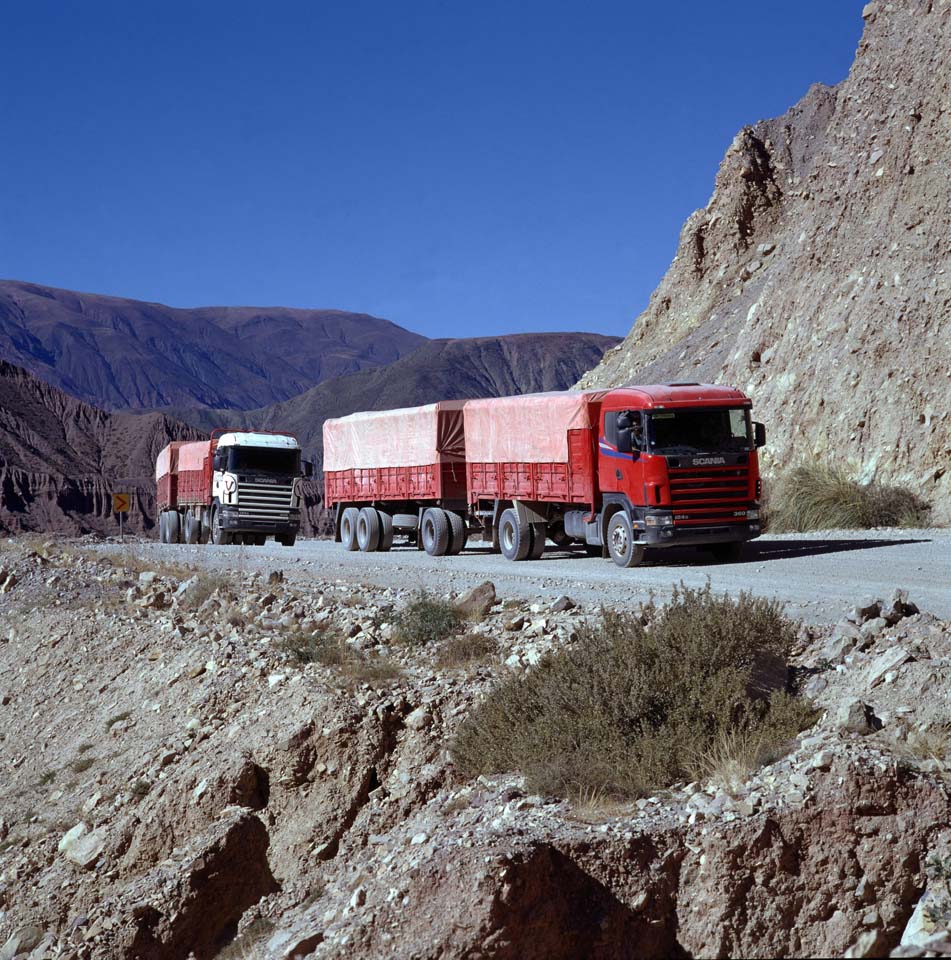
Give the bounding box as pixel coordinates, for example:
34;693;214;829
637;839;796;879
112;493;131;513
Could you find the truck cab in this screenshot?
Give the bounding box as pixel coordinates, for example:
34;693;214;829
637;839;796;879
210;431;305;546
596;384;764;560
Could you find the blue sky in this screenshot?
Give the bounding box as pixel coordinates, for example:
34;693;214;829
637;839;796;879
1;1;863;338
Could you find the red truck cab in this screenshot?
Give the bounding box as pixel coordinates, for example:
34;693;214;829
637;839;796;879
595;383;764;558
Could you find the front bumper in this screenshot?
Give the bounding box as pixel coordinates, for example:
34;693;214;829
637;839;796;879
636;510;761;547
219;506;300;534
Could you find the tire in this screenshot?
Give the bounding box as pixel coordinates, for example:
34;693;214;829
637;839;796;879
528;522;547;560
357;506;381;552
708;541;744;563
166;510;181;545
254;534;267;546
421;508;451;556
278;533;297;547
159;511;168;543
198;512;210;545
211;506;231;546
340;507;359;551
184;513;198;545
447;512;467;555
377;510;394;552
606;512;645;568
498;508;531;561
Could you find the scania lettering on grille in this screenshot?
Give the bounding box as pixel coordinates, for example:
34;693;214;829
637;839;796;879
691;456;726;466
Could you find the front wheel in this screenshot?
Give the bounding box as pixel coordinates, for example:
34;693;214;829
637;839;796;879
277;533;297;547
211;506;231;546
607;512;645;568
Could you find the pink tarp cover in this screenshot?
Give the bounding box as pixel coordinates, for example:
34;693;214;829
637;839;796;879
464;391;607;464
177;441;212;473
323;401;466;471
155;441;185;482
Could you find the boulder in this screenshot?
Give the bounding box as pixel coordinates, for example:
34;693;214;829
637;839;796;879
454;582;496;620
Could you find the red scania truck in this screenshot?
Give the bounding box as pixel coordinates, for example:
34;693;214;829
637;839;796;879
323;384;765;567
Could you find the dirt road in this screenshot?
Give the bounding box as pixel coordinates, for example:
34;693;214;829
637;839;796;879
97;528;951;624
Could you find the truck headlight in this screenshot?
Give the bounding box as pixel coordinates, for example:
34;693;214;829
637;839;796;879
644;515;672;527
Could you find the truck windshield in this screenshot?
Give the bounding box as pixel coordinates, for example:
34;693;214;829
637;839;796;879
228;446;300;475
647;408;752;456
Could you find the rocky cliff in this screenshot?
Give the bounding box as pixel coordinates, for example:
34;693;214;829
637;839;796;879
0;361;200;534
579;0;950;520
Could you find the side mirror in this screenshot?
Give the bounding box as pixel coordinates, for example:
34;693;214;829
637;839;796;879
302;459;315;478
213;451;227;471
754;421;766;448
617;429;633;454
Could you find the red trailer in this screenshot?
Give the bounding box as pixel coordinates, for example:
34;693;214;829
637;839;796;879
324;384;765;566
323;401;467;553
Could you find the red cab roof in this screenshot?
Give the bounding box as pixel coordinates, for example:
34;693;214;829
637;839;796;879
602;383;750;409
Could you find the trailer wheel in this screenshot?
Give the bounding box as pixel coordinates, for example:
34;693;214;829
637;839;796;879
159;511;168;544
341;507;360;551
391;513;418;531
184;513;199;545
421;508;451;556
198;512;210;545
211;506;231;546
166;510;181;545
528;522;547;560
606;512;645;568
377;510;394;552
447;512;467;555
498;509;531;561
357;506;381;552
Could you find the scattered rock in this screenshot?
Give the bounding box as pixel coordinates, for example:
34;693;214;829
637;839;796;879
454;581;496;619
835;698;881;735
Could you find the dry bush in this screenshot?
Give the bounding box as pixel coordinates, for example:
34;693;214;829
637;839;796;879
452;583;815;801
903;724;951;765
393;591;462;646
767;463;931;532
436;632;496;668
278;625;401;686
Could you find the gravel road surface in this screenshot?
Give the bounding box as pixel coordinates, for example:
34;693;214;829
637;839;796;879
97;528;951;624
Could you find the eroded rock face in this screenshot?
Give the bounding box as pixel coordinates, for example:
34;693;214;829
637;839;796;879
579;0;951;520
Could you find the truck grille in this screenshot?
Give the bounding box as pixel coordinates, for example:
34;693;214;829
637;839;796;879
237;482;294;521
668;465;750;525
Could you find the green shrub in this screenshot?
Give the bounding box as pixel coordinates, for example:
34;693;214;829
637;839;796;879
767;463;930;532
452;583;815;800
393;591;461;646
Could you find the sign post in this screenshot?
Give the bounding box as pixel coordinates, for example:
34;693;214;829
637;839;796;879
112;492;131;541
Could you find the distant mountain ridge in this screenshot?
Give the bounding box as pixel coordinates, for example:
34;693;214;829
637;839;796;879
0;280;426;411
165;332;621;458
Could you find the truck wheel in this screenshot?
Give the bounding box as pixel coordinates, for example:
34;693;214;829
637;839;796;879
254;534;267;546
198;511;210;545
607;512;645;568
278;533;297;547
341;507;360;551
211;507;231;546
357;506;381;552
377;510;394;552
708;542;744;563
421;508;451;556
166;510;181;544
528;522;547;560
184;513;198;545
498;509;531;561
447;512;467;555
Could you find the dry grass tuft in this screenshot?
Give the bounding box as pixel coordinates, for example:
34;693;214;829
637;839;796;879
452;583;815;801
393;591;462;647
767;463;931;532
436;632;496;668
